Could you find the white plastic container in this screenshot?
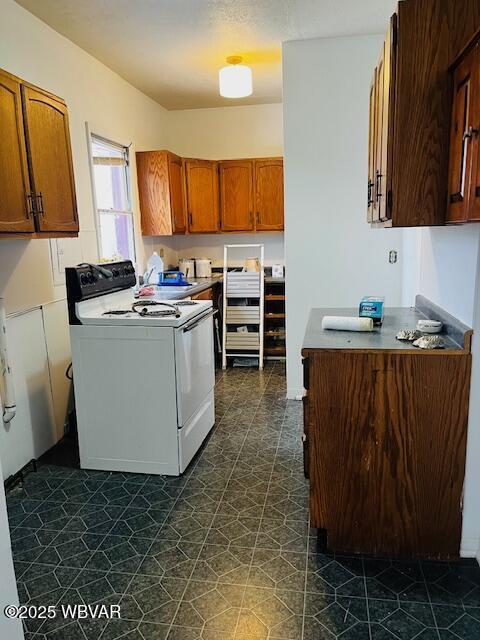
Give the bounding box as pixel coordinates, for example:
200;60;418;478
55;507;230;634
144;252;164;285
195;258;212;278
179;258;195;279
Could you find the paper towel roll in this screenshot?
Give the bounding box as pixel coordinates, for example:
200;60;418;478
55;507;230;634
322;316;374;332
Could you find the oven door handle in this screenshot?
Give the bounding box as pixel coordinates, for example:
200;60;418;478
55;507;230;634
182;309;217;333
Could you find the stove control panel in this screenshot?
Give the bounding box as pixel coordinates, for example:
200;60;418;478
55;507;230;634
66;261;137;324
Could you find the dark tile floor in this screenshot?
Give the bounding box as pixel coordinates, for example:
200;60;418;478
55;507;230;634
6;363;480;639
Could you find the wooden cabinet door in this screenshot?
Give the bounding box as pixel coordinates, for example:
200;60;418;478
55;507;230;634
254;158;284;231
447;49;476;223
465;45;480;222
367;69;377;223
136;151;172;235
307;350;470;559
219;160;254;231
192;287;213;301
378;16;396;222
368;16;396;225
168;153;187;233
22;86;78;233
373;48;385;222
0;70;34;233
184;159;219;233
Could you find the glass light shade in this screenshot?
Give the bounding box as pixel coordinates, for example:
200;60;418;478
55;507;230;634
219;64;252;98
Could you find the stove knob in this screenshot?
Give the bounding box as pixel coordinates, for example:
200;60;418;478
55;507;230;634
80;273;88;286
86;271;94;284
112;268;120;278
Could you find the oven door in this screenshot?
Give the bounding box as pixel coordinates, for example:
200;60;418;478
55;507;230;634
175;310;215;427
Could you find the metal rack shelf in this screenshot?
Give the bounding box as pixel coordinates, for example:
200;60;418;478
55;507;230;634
221;244;264;370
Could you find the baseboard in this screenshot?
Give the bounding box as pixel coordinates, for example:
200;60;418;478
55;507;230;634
286;388;304;400
460;536;480;559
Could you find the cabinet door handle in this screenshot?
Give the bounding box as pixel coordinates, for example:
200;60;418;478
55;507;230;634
256;211;260;225
36;192;45;216
463;126;479;141
303;357;310;390
375;171;383;202
188;212;193;227
249;211;253;226
26;192;35;218
367;180;374;207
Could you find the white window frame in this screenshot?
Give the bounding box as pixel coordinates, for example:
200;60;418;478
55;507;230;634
86;124;136;264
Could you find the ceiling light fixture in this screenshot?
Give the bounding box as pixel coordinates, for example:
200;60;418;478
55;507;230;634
219;56;252;98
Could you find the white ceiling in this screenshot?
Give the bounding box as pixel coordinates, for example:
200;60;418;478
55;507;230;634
15;0;396;110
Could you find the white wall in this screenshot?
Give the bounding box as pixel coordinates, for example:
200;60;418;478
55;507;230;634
283;35;404;397
167;103;283;159
176;233;284;268
0;455;22;640
408;225;480;557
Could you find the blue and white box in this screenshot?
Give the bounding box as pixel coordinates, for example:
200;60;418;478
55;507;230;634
359;296;385;325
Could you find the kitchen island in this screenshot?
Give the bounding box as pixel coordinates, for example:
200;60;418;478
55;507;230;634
302;296;472;560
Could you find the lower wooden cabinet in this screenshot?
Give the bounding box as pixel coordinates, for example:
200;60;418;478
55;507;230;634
191;287;213;301
0;67;78;238
184;159;220;233
447;42;480;223
302;328;472;560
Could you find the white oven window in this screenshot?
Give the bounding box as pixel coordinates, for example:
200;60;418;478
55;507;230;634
90;135;135;264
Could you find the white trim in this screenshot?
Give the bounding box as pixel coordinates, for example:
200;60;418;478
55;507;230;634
85;123;136;264
286;388;304;400
460;536;480;558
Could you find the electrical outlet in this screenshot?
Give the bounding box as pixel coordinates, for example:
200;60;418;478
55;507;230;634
389;250;398;264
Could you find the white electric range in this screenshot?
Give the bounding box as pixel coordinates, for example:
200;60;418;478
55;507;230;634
66;261;215;476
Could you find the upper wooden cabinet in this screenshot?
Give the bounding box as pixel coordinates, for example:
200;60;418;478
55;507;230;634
22;86;78;234
0;70;34;233
0;67;78;238
255;158;284;231
137;152;284;235
367;0;480;227
219;160;254;231
136;150;186;235
184;159;220;233
447;43;480;224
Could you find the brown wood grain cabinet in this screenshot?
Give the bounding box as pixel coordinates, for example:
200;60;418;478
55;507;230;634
447;42;480;223
219;160;254;231
184;159;220;233
22;85;78;234
137;153;284;235
254;158;284;231
302;303;472;560
0;68;78;238
367;0;480;227
136;150;186;235
0;69;34;233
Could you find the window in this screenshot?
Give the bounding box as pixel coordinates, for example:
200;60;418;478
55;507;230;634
90;134;135;263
